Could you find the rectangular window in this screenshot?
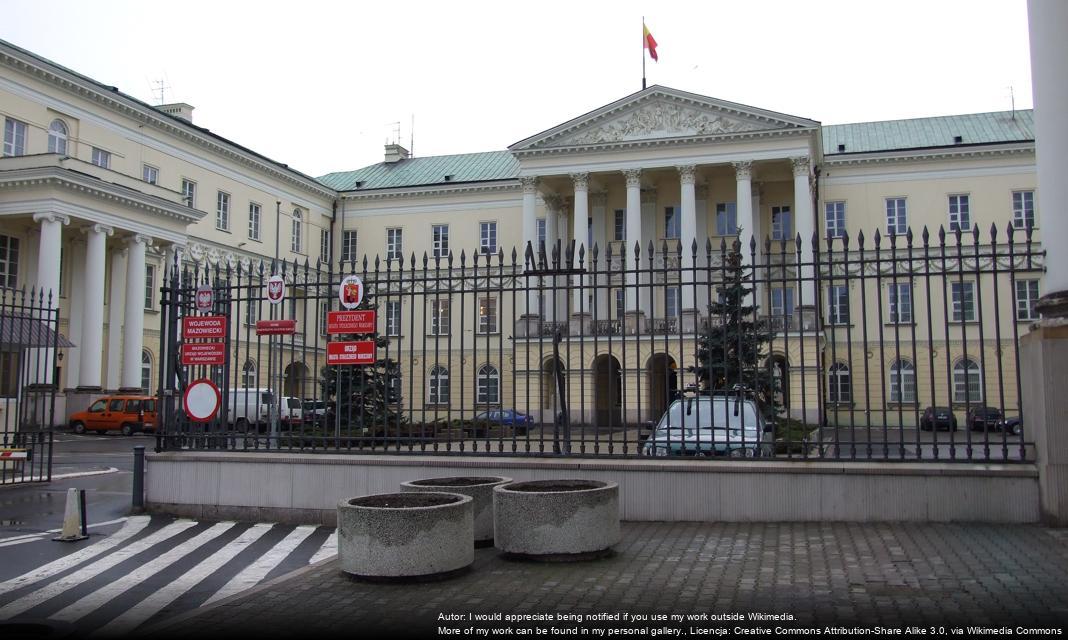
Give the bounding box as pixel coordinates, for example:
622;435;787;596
319;302;328;336
144;264;155;309
248;203;261;241
216;191;230;230
664;207;680;240
0;351;19;397
1013;190;1035;229
480;221;497;254
341;230;358;263
91;147;111;169
771;287;795;319
828;285;849;325
536;218;547;249
244;299;258;326
181;179;196;208
951;281;977;322
430;299;450;335
825;201;846;238
0;234;19;287
3;118;27;156
386;301;402;336
432;224;449;258
716;203;737;236
949;194;971;232
888;282;913;324
320;229;330;264
478;298;498;334
615;289;626;321
886;198;907;235
771;206;792;241
614;210;626;242
387;228;403;260
587;217;593;249
1016;279;1040;321
142;164;159;185
665;287;681;318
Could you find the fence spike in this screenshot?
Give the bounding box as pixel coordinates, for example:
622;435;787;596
972;223;981;244
906;227;914;246
990;222;998;242
1007;221;1016;242
422;252;429;268
873;229;882;247
459;249;467;268
937;225;946;245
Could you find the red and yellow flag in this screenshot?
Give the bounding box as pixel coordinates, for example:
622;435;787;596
643;22;658;61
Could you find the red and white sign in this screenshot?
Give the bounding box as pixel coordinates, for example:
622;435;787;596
183;378;221;423
195;285;214;312
339;275;364;310
327;340;376;365
255;319;297;336
182;316;227;339
0;449;27;461
327;310;375;335
181;342;226;366
266;275;285;305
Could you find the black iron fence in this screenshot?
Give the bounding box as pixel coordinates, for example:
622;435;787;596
157;223;1044;463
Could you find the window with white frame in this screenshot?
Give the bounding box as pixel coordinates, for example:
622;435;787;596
477;365;500;405
480;221;497;254
889;359;917;403
320;229;330;264
888;282;913;324
430;299;450;335
386;300;402;336
828;284;849;325
248;203;261;241
828;362;852;403
91;147;111;169
142;164;158;185
386;228;403;260
771;287;794;319
432;224;449;258
144;264;155;309
536;218;547;249
951;281;976;322
587;217;593;249
244;298;258;326
716;203;737;236
614;210;626;242
427;366;449;405
291;209;302;253
1013;190;1035;229
0;235;19;288
953;358;982;403
48;119;68;155
216;191;230;230
1015;279;1040;321
886;198;907;235
664;207;680;240
181;179;196;208
949;194;971;232
341;230;358;263
615;289;626;320
771;206;792;241
140;351;152;393
3;118;27;156
665;287;681;318
241;360;257;388
319;302;328;336
825;201;846;238
479;298;498;333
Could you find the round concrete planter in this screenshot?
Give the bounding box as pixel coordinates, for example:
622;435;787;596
400;476;512;547
337;492;473;581
493;479;620;561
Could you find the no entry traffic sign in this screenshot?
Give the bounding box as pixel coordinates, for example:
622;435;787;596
181;342;226;366
326;310;375;335
183;378;221;422
327;340;376;365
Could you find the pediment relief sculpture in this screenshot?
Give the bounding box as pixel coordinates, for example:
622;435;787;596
558;101;771;146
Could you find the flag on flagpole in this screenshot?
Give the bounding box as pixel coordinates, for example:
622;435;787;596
643;22;658;62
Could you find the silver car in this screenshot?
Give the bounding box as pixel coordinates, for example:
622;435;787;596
641;395;773;458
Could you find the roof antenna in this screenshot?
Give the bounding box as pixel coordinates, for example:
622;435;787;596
1009;86;1016;121
151;78;171;105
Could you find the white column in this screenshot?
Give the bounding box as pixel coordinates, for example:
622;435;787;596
30;212;68;386
520;177;539;317
544;200;557;260
678;165;698;311
751;182;766;310
66;239;86;388
106;249;126;389
79;224;112;388
640;189;656;319
695;185;710;312
543;195;565;321
571;172;589;312
792;156;816;307
733;162;755;258
121;234;150;390
623;169;642;313
590;191;609;317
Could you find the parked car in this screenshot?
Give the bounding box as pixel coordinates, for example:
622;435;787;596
641;394;774;458
967;406;1004;432
69;395;157;436
301;399;328;426
920;406;958;431
1001;416;1021;436
473;409;532;427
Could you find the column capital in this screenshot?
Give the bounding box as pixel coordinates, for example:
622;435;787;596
125;233;153;248
542;194;565;214
622;168;642;188
590;191;608;208
677;165;696;186
83;223;114;237
32;212;69;226
569;172;589;191
791;156;811;177
519;176;539;193
732;161;753;181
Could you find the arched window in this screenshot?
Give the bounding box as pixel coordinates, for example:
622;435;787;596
140;350;152;393
889;359;916;404
48;119;68;155
477;365;500;405
953;358;982;403
828;362;851;403
291;209;302;253
428;366;449;405
242;360;257;388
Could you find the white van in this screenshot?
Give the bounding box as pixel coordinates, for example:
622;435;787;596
227;388;271;432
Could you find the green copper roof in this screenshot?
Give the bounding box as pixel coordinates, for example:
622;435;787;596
823;110;1034;155
317;150;519;191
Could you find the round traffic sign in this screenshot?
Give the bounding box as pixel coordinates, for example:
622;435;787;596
266;275;285;305
183;378;221;422
339;275;364;310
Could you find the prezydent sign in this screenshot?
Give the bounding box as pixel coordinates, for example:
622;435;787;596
326;310;375;335
182;316;227;339
326;340;375;365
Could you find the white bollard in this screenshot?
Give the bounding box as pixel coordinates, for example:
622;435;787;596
53;488;89;542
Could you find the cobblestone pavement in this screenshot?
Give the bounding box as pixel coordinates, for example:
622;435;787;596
150;522;1068;639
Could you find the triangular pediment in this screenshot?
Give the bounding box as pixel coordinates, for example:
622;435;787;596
510;86;819;152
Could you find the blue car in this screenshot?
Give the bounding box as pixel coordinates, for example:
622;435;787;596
473;409;532;433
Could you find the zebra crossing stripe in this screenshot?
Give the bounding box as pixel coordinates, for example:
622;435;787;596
0;517;130;549
0;519;198;619
203;525;317;606
0;516;150;598
308;531;338;564
51;522;238;623
95;523;274;635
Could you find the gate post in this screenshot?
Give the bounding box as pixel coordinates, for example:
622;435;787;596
1021;315;1068;526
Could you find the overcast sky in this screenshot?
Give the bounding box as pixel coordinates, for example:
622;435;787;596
1;0;1034;179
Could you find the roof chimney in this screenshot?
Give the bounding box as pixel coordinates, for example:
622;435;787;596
158;102;195;123
384;143;410;164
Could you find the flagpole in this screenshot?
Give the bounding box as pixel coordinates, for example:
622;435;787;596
642;16;647;90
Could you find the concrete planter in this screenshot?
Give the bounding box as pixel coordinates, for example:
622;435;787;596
337;492;473;581
493;479;620;561
400;476;512;547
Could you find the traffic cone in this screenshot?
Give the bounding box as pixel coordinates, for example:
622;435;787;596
53;488;89;542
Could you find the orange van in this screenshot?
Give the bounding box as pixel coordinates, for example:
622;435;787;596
69;395;158;435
